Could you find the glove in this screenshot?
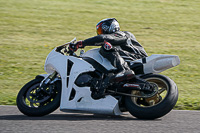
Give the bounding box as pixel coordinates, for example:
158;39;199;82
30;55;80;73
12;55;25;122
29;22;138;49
69;41;84;52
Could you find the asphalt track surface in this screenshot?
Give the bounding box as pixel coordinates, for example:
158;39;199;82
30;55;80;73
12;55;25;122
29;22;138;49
0;106;199;133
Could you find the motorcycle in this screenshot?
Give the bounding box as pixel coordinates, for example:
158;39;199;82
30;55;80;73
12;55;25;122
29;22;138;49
17;38;180;119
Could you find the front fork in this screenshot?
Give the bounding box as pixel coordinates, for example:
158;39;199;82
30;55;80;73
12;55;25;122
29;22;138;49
39;71;58;95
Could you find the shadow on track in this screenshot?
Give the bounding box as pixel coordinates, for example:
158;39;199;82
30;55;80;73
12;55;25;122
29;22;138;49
0;113;160;121
0;114;135;121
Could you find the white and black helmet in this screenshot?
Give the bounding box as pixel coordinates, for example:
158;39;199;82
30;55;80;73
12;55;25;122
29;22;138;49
96;18;120;35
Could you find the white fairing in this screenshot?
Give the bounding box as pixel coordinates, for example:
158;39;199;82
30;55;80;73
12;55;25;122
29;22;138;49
82;48;117;71
44;48;122;115
130;54;180;74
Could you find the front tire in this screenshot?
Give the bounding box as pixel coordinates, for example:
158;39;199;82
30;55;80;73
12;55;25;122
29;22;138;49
125;74;178;119
17;78;61;116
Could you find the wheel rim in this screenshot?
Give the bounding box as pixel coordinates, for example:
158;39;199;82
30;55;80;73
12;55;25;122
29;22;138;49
131;77;169;108
23;82;58;108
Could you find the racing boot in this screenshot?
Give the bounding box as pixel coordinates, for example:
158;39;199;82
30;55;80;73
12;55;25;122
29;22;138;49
110;69;135;83
99;46;135;83
109;54;135;83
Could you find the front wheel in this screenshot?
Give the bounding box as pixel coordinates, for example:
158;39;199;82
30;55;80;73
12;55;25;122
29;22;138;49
17;77;61;116
125;74;178;119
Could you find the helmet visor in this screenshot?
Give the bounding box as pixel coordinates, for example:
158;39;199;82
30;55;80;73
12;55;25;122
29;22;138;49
96;23;103;35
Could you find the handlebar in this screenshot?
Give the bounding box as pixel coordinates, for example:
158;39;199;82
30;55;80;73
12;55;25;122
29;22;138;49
55;37;77;56
55;44;76;56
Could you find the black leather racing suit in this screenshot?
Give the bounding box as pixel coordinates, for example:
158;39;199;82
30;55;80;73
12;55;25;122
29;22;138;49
82;31;148;72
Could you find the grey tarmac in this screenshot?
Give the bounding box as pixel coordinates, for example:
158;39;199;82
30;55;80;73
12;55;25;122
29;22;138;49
0;105;199;133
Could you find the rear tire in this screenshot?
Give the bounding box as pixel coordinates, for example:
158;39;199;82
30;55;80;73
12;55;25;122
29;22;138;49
17;78;61;116
125;74;178;119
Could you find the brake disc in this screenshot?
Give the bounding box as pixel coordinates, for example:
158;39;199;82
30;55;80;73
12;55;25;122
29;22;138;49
26;84;52;103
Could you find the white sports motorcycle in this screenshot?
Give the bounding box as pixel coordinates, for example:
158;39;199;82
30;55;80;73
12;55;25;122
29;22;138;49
17;38;180;119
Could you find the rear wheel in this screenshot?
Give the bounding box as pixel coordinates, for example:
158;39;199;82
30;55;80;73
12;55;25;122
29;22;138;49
125;74;178;119
17;77;61;116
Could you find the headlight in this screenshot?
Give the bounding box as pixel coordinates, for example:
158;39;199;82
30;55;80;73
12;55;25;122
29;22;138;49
44;64;55;74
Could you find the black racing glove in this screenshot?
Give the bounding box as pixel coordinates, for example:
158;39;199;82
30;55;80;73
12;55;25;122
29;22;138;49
69;41;84;52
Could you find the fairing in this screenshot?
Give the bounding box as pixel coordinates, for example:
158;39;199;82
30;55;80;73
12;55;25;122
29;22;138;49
44;48;122;115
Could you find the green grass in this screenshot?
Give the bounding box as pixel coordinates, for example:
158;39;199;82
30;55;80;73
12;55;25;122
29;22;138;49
0;0;200;110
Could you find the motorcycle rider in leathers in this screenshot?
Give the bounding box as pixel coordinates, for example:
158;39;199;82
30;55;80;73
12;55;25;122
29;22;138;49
69;18;149;99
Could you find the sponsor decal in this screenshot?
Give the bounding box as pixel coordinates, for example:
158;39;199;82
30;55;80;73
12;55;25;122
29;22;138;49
102;24;109;32
123;83;140;88
104;41;112;50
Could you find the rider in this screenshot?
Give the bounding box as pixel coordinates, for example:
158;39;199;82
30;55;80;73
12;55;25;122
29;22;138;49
69;18;148;98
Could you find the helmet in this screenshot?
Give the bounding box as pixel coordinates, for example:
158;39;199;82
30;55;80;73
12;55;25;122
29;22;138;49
96;18;120;35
